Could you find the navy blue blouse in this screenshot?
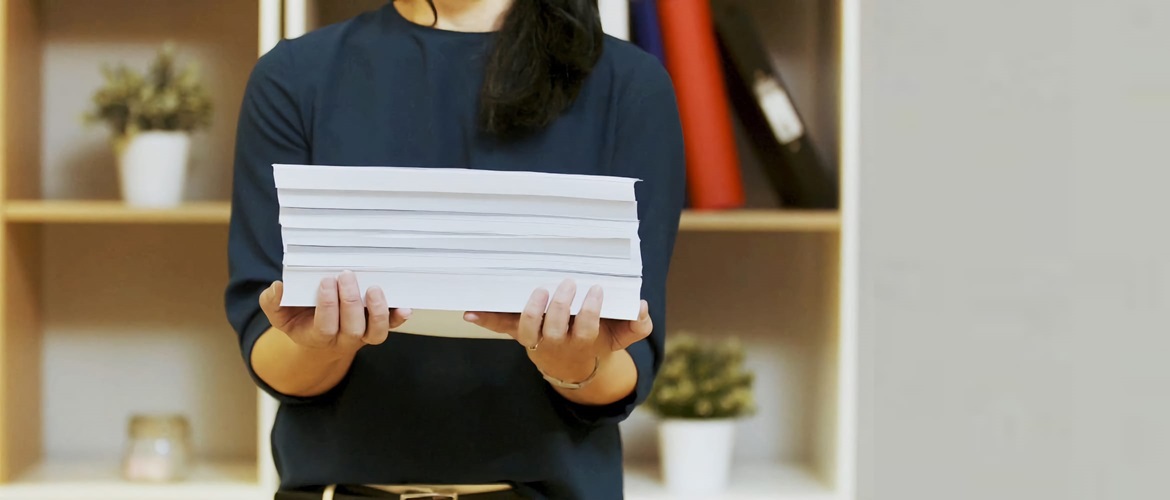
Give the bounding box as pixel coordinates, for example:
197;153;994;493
224;4;685;498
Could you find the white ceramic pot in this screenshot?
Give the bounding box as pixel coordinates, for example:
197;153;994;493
658;418;737;496
117;131;191;207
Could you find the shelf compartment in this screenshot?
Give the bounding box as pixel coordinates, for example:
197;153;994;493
0;459;264;500
30;0;260;203
625;461;837;500
2;201;231;224
620;231;843;489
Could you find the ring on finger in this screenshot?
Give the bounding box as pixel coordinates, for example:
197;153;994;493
528;335;543;351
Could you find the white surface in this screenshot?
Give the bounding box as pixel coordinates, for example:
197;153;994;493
273;164;639;201
279;209;639;238
755;74;806;144
280;269;643;320
282;230;632;258
278;189;638;220
837;0;860;497
658;420;737;495
259;0;283;55
599;0;630;40
118;131;190;207
857;0;1170;499
625;461;837;500
283;248;641;276
0;459;264;500
283;0;309;38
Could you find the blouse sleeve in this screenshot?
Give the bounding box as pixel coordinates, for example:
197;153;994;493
224;40;323;405
552;61;687;427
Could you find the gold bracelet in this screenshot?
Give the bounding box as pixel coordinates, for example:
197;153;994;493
539;356;600;390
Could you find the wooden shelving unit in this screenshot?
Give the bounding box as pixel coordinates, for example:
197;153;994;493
0;1;283;498
1;0;856;499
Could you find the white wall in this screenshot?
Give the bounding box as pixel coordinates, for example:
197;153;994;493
857;0;1170;499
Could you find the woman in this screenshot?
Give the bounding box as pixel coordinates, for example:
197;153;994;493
225;0;685;498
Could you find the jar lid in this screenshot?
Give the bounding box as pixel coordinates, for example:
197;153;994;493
128;414;190;439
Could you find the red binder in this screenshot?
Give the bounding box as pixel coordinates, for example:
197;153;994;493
658;0;745;209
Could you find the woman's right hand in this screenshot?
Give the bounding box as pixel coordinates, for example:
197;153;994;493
258;270;411;359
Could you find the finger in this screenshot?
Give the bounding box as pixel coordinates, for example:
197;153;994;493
363;286;390;345
570;285;603;348
259;281;294;329
465;311;520;335
313;276;341;338
337;271;366;338
609;300;653;351
389;307;412;330
517;288;550;348
542;279;576;343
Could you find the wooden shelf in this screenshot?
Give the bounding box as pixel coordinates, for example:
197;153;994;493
2;201;837;232
2;201;231;224
624;461;838;500
0;459;264;500
678;209;840;232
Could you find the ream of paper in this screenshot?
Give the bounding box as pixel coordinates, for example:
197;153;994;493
278;189;638;221
273;164;639;201
281;230;633;259
280;269;643;321
273;164;645;325
279;208;639;238
283;246;641;276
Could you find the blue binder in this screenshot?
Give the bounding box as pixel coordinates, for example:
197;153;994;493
630;0;666;65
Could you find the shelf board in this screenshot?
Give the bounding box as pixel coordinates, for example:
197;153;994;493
0;459;264;500
624;461;838;500
1;201;839;232
2;200;842;231
2;201;231;224
678;209;840;232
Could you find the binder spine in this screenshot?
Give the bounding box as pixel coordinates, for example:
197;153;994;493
630;0;666;65
713;2;838;208
658;0;746;210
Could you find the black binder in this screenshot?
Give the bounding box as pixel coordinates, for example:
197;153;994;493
712;1;839;209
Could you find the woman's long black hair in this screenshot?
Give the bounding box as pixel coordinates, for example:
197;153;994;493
421;0;604;138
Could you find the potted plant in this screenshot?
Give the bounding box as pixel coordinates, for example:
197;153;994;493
645;334;756;495
86;43;212;207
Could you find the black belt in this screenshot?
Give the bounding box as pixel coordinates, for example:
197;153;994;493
276;485;528;500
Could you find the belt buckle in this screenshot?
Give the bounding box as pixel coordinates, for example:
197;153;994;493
399;491;457;500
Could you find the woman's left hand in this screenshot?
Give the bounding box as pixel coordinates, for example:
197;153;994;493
463;279;653;383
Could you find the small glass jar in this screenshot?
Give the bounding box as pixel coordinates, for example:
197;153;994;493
121;414;192;482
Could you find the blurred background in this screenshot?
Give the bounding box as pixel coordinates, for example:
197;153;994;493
0;1;1165;499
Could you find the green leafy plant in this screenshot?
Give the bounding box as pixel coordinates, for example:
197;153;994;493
86;43;213;142
645;334;756;419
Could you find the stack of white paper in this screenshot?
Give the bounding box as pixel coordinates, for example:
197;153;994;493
274;164;643;324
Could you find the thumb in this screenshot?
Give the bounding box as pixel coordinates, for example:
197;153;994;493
609;300;653;351
259;281;294;328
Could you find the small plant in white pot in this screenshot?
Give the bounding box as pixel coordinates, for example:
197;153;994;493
645;334;756;496
86;44;212;208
